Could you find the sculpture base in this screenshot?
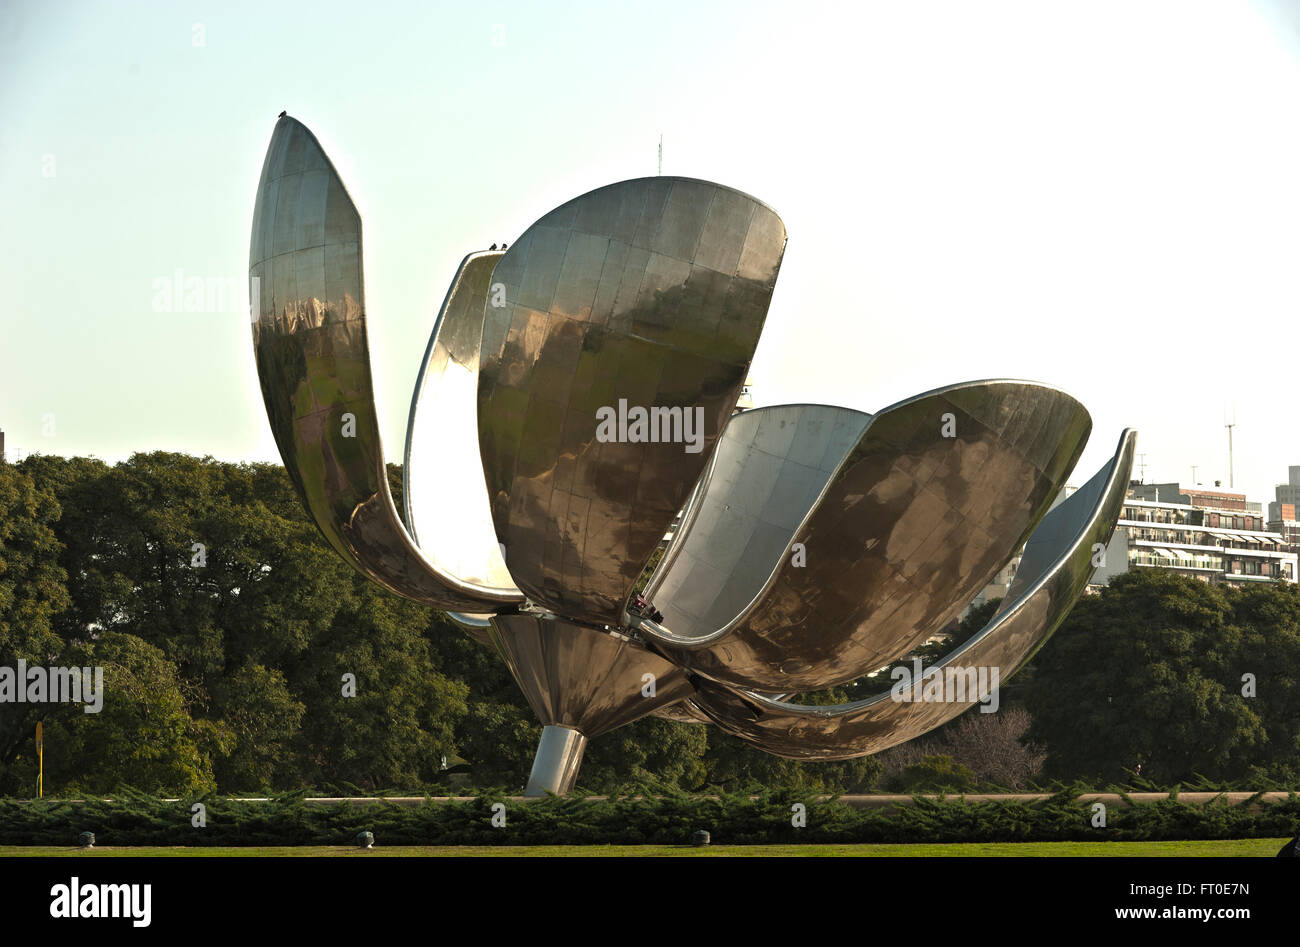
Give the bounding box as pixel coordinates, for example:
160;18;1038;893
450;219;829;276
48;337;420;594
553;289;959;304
524;725;587;796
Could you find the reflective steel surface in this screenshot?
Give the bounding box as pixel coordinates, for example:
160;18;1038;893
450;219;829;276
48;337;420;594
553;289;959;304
644;403;871;640
650;700;713;725
249;116;522;613
246;116;1136;788
688;429;1137;759
525;725;587;796
443;611;496;647
488;613;695;738
478;178;787;626
640;381;1092;692
404;250;520;597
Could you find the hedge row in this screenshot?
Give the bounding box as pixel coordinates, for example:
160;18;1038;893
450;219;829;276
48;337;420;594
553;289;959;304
3;788;1297;846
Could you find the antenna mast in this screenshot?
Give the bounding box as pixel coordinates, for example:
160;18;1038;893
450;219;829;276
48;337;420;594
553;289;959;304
657;134;662;176
1224;404;1236;489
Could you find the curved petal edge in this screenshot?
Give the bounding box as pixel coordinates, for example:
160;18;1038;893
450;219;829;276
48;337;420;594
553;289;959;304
688;428;1137;759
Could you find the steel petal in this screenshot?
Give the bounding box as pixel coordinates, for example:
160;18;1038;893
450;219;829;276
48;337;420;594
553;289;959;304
249;116;522;613
688;428;1137;759
478;177;786;625
641;380;1092;691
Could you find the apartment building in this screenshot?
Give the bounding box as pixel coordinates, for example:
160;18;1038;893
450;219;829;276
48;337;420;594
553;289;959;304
1092;483;1296;587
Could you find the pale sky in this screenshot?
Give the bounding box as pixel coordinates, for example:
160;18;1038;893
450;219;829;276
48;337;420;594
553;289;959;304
2;0;1298;507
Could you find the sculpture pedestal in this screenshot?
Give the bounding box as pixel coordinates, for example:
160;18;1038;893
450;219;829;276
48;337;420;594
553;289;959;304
524;725;587;796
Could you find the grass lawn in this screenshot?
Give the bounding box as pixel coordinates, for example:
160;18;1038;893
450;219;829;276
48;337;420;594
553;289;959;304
0;839;1286;856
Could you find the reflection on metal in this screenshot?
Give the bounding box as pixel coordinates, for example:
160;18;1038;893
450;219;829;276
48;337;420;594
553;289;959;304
405;251;519;598
640;382;1091;692
651;699;713;725
488;610;694;795
478;177;787;627
488;612;694;737
688;429;1137;759
446;612;493;630
525;725;588;796
248;115;1135;794
646;404;870;643
444;611;495;647
249;116;522;614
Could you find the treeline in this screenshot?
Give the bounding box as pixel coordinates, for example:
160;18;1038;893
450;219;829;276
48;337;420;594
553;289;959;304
1;453;1298;796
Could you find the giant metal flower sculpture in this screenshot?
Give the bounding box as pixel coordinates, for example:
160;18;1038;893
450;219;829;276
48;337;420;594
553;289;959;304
249;117;1136;794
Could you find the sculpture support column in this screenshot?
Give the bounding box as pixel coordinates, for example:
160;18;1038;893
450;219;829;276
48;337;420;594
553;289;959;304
489;613;696;792
525;725;587;796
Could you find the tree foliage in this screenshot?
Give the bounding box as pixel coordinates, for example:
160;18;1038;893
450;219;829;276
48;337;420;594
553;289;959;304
3;453;1299;796
1022;568;1297;785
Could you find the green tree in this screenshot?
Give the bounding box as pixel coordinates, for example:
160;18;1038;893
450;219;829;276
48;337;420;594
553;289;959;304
0;461;71;660
425;613;538;788
208;663;304;791
1225;581;1300;776
0;461;72;775
1023;569;1266;784
889;754;977;793
701;728;882;792
581;717;710;790
296;588;469;790
36;632;217;795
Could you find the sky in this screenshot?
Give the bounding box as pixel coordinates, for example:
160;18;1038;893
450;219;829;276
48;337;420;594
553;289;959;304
2;0;1298;508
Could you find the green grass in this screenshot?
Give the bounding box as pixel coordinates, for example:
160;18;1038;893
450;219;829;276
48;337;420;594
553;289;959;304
0;839;1286;857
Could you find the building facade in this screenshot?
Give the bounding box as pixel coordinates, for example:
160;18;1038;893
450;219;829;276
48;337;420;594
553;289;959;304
1267;466;1300;551
1092;482;1296;587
